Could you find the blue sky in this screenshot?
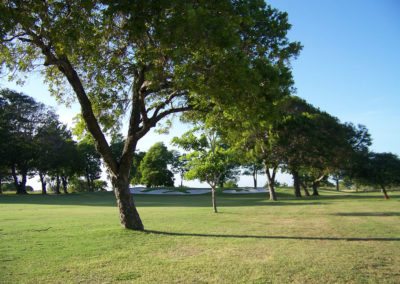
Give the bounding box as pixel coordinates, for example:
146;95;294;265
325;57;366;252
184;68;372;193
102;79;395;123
1;0;399;188
269;0;400;155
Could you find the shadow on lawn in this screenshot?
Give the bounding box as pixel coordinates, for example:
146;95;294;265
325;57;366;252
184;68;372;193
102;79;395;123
333;212;400;217
145;230;400;242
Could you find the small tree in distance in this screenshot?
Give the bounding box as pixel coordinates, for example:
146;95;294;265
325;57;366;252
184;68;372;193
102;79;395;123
170;150;188;188
172;127;238;213
352;152;400;199
139;142;174;188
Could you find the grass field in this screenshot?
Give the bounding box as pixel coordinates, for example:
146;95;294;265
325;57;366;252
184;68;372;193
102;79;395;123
1;189;399;283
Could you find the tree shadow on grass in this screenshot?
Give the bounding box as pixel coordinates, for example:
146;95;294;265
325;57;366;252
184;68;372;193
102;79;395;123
144;230;400;242
332;212;400;217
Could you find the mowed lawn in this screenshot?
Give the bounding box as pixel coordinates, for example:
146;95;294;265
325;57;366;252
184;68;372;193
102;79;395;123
1;190;399;283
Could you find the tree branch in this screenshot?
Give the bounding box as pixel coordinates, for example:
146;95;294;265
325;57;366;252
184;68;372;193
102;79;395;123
24;30;118;175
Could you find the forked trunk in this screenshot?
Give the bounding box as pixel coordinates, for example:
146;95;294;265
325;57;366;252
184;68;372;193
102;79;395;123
268;183;277;201
211;186;218;213
39;173;47;195
265;166;278;201
54;175;61;194
381;185;390;199
301;182;310;196
312;181;319;196
292;171;302;198
61;176;68;194
12;166;27;194
112;176;144;230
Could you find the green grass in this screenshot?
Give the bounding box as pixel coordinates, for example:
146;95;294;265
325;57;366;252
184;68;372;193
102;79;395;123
1;189;399;283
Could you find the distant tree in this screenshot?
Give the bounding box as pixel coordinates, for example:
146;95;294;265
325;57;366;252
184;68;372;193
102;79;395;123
353;152;400;199
271;97;355;197
0;89;49;194
35;119;77;194
77;139;102;192
170;150;188;188
139;142;174;188
172;128;238;213
242;160;264;189
130;151;146;186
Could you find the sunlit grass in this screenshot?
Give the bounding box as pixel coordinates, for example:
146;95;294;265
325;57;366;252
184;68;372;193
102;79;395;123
1;189;399;283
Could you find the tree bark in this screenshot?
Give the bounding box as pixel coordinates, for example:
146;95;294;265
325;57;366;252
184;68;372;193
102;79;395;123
265;166;277;201
292;170;302;198
54;174;61;194
61;176;68;194
211;186;218;213
381;185;390;199
12;165;27;194
312;181;319;196
253;167;257;189
335;179;340;191
112;176;144;230
301;182;310;196
180;173;183;187
39;173;47;195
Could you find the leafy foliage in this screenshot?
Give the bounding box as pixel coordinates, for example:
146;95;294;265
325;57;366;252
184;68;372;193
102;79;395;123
139;142;174;187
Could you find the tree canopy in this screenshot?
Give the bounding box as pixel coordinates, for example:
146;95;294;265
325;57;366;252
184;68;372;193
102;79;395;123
139;142;174;188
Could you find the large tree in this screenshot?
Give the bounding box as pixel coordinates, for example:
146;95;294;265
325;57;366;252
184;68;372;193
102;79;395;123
1;1;300;229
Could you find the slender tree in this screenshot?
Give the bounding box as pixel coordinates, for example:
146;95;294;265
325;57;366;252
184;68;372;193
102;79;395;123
172;127;238;213
170;150;188;188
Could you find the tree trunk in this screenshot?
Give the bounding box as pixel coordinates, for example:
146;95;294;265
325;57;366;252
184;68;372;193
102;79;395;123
86;170;93;192
268;182;277;201
312;181;319;196
54;174;61;194
253;168;257;189
301;182;310;196
335;179;340;191
61;176;68;194
292;171;302;198
265;166;277;201
381;185;390;199
180;173;183;187
0;176;2;194
12;166;27;194
211;186;218;213
39;173;47;195
112;176;144;230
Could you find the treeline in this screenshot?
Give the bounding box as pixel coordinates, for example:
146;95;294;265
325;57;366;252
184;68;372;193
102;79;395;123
0;89;104;194
169;96;400;212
